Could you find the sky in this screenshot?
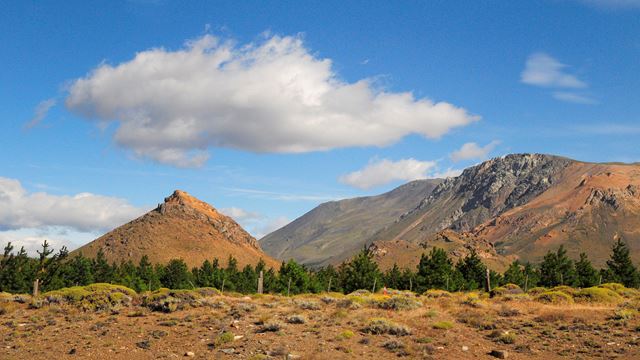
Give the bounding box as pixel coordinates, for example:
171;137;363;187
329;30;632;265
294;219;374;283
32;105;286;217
1;0;639;254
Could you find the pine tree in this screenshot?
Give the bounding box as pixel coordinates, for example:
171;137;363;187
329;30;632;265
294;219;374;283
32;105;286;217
383;263;403;290
606;239;640;288
539;245;576;287
67;254;94;286
340;247;381;293
575;253;599;288
456;250;487;290
417;247;456;292
278;259;311;294
502;260;525;287
93;249;114;283
137;255;161;291
161;259;192;289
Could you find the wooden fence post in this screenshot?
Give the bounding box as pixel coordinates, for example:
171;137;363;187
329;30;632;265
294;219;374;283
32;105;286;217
485;269;491;293
287;278;292;297
33;278;40;297
257;270;264;294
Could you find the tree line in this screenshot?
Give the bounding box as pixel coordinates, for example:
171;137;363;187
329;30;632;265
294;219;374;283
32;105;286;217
1;239;638;295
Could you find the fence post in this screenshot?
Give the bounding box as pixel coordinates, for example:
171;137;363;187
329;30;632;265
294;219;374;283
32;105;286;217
33;278;40;297
327;277;332;293
287;277;292;297
372;278;377;293
257;270;264;294
221;278;225;294
485;269;491;293
524;274;529;292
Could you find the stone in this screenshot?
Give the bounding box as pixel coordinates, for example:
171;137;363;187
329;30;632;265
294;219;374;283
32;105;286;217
185;351;195;357
462;346;469;351
489;349;508;359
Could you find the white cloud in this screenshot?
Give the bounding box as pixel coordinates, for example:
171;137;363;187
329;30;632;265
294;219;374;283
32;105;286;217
225;187;338;202
220;206;261;221
552;91;597;104
0;177;146;233
432;168;464;178
24;98;56;129
450;140;500;162
521;53;586;89
255;216;290;239
339;158;438;190
0;228;94;256
65;34;478;167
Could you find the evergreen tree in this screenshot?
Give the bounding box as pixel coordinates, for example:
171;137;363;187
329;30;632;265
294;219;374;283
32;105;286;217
575;253;599;288
93;249;114;283
502;260;525;287
137;255;161;291
383;263;403;290
539;245;576;287
340;247;381;293
456;250;487;290
605;239;640;288
67;254;94;286
278;259;311;294
161;259;192;289
416;247;461;291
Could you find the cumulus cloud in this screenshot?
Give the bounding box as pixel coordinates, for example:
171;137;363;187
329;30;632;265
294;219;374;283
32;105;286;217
0;177;146;233
220;206;261;221
521;53;586;89
24;98;56;129
65;34;478;167
339;158;439;189
219;205;289;239
450;140;500;162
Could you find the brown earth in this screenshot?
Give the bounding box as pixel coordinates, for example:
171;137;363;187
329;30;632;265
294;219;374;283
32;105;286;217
73;190;280;269
1;290;640;359
366;155;640;269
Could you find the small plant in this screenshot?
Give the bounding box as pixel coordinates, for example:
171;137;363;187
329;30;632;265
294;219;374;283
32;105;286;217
296;300;321;310
424;309;437;318
363;318;411;336
256;322;281;333
534;291;573;304
432;321;453;330
613;309;638;320
497;332;517;344
381;340;405;351
336;330;355;340
415;337;433;344
214;331;235;347
423;289;451;298
574;287;622;304
287;314;306;324
370;295;422;311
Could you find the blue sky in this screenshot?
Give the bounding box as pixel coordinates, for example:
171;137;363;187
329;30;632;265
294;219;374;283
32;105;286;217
1;0;639;253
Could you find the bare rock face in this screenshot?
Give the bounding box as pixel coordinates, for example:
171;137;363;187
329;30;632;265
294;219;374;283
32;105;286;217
417;154;573;232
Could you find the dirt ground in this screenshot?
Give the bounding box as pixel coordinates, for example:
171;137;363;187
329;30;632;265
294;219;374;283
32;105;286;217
1;292;639;359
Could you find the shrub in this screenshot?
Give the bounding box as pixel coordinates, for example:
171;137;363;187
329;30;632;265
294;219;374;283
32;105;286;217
432;321;453;330
527;287;547;295
574;287;622;304
549;285;577;296
348;290;371;296
336;330;355;340
613;309;638;320
287;315;306;324
368;295;422;311
142;288;204;312
490;284;523;297
534;291;573;304
43;283;136;311
214;332;235;347
423;289;451;298
256;322;281;333
295;300;320;310
497;332;517;344
598;283;640;298
363;318;411;336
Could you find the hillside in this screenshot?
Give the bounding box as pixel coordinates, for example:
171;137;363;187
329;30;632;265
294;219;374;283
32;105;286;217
73;190;280;269
370;154;640;267
263;154;640;269
260;179;442;267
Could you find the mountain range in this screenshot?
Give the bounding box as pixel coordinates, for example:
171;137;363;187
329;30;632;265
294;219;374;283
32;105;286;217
261;154;640;269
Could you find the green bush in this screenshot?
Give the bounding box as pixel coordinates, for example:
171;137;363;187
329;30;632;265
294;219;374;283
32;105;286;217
432;321;454;330
490;284;523;297
534;291;573;304
550;285;577;296
423;289;451;298
363;318;411;336
368;295;422;311
574;287;622;303
42;283;136;311
527;287;547;295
